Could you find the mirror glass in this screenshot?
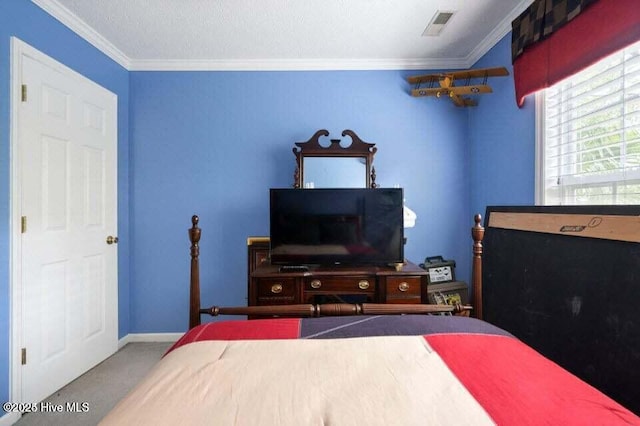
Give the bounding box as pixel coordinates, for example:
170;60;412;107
302;157;367;188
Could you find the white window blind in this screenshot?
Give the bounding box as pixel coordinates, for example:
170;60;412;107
539;40;640;205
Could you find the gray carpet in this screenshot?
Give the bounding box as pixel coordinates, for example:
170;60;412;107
15;342;171;426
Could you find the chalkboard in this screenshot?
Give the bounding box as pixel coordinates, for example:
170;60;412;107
483;205;640;414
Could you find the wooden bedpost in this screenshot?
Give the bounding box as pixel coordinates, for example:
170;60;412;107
471;214;485;320
189;215;202;329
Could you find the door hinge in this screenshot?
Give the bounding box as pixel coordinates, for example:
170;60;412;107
21;348;27;365
21;84;27;102
21;216;27;234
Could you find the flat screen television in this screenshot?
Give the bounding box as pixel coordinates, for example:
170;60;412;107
270;188;404;266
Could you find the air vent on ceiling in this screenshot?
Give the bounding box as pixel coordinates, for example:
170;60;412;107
422;10;456;37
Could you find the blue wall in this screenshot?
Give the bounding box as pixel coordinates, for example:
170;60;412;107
129;70;471;332
469;35;536;217
0;0;130;406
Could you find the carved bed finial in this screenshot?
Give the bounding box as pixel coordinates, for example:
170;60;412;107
471;214;485;320
189;215;201;329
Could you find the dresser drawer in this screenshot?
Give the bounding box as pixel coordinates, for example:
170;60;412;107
385;276;422;303
304;276;375;294
256;278;297;305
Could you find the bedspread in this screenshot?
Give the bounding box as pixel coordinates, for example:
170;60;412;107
101;316;640;425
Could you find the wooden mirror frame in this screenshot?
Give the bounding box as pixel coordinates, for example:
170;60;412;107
293;129;378;188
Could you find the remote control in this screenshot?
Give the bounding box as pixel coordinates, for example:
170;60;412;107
279;265;309;272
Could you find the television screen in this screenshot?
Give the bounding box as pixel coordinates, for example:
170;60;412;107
270;188;404;266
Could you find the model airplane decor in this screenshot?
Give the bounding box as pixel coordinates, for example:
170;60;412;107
407;66;509;107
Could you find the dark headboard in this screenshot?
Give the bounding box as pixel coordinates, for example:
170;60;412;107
482;205;640;414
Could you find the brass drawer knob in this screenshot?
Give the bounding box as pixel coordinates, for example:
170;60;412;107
398;282;410;292
271;283;283;294
358;280;370;290
310;279;322;289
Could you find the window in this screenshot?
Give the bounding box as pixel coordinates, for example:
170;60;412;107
537;40;640;205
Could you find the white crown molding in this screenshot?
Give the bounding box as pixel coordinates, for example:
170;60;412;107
128;57;471;72
31;0;131;69
31;0;469;72
33;0;525;72
466;0;531;66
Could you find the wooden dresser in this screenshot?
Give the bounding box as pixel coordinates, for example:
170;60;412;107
247;236;429;308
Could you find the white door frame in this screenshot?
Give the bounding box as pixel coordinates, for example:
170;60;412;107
9;35;26;414
9;36;119;409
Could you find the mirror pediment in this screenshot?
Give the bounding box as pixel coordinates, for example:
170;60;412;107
293;129;377;188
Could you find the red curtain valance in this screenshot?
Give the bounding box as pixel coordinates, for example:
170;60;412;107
512;0;640;107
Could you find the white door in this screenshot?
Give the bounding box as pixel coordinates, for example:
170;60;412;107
13;39;118;404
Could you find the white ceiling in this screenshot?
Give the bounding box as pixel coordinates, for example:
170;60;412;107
33;0;532;71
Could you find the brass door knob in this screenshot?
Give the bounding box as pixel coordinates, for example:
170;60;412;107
106;236;119;245
271;283;283;294
310;279;322;289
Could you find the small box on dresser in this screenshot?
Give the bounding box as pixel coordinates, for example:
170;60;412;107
420;255;469;306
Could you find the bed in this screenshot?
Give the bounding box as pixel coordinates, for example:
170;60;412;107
100;214;640;425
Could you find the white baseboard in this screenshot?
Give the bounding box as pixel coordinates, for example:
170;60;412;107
118;333;182;349
0;412;20;426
